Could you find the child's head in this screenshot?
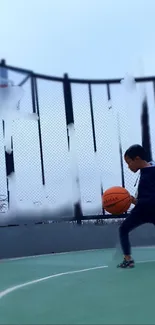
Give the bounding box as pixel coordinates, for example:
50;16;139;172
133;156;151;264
124;144;147;172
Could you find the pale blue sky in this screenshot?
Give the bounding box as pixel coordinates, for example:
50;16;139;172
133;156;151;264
1;0;155;78
0;0;155;218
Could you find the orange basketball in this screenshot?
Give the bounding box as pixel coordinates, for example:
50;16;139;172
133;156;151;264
102;186;132;215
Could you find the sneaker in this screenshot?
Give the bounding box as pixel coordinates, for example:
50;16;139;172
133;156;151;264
117;258;135;268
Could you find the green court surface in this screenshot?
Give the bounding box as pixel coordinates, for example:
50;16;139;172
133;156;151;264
0;247;155;324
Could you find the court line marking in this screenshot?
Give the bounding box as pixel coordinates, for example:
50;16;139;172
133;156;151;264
0;265;108;300
2;246;155;262
0;259;155;301
0;249;100;262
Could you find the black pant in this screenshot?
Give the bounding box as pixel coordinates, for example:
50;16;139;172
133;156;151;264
119;206;155;255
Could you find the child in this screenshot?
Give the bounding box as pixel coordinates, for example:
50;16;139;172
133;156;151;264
117;144;155;268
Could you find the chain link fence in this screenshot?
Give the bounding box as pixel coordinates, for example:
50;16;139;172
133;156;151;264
0;60;154;224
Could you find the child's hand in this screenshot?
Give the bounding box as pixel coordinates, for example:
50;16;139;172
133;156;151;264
131;196;137;205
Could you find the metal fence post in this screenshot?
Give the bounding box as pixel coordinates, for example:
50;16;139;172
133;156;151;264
88;83;105;215
106;83;125;188
63;74;83;224
0;59;15;208
141;95;152;161
31;76;45;186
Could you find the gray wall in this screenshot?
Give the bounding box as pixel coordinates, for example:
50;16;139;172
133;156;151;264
0;222;155;259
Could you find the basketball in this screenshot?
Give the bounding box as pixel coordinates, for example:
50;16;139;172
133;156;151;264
102;186;132;215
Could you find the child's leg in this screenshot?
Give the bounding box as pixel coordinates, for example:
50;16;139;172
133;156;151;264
119;212;144;256
118;211;144;268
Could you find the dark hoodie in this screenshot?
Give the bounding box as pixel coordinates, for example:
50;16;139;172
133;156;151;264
136;166;155;209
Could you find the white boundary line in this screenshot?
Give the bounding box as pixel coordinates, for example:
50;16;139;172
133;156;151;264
0;259;155;301
0;249;100;262
0;265;108;300
2;246;155;262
